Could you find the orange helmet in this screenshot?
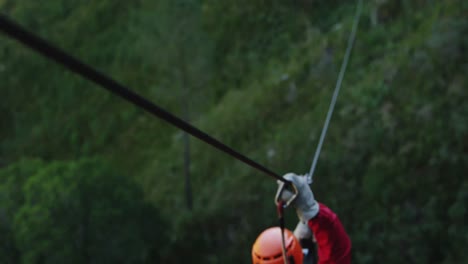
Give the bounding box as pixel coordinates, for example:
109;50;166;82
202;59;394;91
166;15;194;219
252;227;303;264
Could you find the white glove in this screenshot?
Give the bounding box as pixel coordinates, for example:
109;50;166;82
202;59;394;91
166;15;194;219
278;173;319;223
293;221;313;240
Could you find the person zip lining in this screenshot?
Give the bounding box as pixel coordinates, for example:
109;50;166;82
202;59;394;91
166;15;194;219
251;173;351;264
0;1;361;262
252;0;362;262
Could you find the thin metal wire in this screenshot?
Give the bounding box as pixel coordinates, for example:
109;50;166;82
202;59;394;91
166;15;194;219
308;0;363;184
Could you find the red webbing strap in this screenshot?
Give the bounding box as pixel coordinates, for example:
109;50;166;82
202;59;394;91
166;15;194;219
277;201;289;264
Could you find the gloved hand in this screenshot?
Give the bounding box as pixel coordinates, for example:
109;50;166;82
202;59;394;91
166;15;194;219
277;173;319;223
293;220;313;240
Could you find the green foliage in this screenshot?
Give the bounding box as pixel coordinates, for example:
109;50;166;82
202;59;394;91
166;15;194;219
201;0;309;84
1;0;467;263
0;158;166;263
0;159;44;263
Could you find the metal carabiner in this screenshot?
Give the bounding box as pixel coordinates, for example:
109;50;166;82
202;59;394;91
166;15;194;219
275;180;299;208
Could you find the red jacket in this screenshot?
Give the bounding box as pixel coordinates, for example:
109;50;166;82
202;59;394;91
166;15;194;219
307;203;351;264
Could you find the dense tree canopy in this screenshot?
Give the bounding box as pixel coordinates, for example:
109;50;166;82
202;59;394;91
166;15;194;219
0;159;166;263
1;0;467;263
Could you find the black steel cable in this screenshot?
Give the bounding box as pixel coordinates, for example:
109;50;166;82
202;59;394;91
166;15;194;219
0;15;286;183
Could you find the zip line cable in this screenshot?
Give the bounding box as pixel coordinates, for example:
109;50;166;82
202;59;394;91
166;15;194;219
0;15;287;183
307;0;363;184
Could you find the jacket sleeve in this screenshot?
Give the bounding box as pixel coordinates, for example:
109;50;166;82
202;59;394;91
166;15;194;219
307;203;351;264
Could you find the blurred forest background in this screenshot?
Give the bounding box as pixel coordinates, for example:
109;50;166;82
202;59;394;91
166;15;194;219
1;0;467;263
